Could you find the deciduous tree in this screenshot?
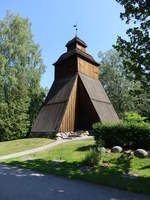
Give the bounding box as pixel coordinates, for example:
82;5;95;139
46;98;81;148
99;49;150;118
0;11;46;141
114;0;150;88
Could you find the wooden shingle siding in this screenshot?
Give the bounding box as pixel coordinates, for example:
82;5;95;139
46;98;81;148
31;103;66;133
47;76;76;105
92;101;119;122
79;73;110;103
31;75;76;133
79;73;119;123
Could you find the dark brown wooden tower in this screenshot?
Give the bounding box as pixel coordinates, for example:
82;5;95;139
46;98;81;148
31;36;119;135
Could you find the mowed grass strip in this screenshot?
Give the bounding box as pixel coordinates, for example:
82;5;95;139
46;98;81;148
2;138;150;195
0;138;54;156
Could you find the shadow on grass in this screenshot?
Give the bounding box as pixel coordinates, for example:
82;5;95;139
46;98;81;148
140;165;150;170
4;155;150;195
108;154;133;173
76;145;95;152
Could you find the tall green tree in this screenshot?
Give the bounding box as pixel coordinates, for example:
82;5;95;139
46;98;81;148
0;11;45;141
114;0;150;88
99;49;150;118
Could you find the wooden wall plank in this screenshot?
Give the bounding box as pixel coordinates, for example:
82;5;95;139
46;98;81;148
77;57;99;80
59;75;78;132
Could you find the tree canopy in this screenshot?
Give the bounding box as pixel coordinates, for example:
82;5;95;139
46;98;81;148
0;11;46;141
114;0;150;88
99;49;150;119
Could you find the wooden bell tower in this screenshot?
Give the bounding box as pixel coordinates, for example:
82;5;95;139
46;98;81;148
31;36;119;136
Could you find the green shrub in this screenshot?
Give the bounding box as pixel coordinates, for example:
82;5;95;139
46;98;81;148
92;122;150;150
83;149;101;167
124;112;146;124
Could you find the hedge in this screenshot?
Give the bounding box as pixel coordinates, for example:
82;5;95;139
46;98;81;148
92;122;150;150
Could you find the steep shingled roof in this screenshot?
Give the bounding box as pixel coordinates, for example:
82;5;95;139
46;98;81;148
65;36;87;48
31;75;77;133
54;36;99;66
53;48;99;66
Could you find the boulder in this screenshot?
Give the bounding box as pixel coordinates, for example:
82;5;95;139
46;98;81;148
56;136;62;140
134;149;148;158
85;131;89;136
124;150;133;156
111;146;123;153
62;132;70;138
56;133;62;137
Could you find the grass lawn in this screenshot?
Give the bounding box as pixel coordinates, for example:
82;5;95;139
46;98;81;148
1;138;150;195
0;138;54;156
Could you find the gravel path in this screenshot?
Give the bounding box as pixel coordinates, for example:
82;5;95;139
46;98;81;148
0;164;149;200
0;136;93;161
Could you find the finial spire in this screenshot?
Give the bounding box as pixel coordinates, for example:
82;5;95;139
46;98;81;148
73;23;78;36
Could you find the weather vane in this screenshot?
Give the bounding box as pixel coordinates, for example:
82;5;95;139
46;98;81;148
73;23;78;36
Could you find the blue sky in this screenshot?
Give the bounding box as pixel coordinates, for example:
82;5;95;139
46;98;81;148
0;0;128;88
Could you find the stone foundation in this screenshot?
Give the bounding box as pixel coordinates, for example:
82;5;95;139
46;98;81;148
56;130;90;140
